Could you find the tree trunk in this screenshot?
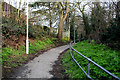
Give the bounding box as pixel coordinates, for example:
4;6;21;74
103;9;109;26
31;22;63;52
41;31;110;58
116;1;120;25
68;18;70;41
49;2;52;35
58;16;63;40
58;1;69;40
18;0;21;17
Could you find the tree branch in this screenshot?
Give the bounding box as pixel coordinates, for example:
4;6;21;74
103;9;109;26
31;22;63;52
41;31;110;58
63;1;69;21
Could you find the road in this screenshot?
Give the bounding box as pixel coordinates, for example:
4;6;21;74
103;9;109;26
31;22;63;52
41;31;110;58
11;45;69;78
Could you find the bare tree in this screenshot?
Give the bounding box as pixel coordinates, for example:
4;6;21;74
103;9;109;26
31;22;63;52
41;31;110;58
113;1;120;25
76;2;90;38
29;1;69;40
89;2;107;42
58;1;69;40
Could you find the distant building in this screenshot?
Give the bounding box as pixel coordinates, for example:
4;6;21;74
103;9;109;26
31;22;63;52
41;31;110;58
2;2;26;24
2;2;17;17
0;1;2;18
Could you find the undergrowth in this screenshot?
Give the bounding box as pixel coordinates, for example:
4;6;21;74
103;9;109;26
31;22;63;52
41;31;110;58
62;40;120;79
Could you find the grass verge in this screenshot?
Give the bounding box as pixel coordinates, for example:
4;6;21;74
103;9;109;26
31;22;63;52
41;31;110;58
62;40;120;79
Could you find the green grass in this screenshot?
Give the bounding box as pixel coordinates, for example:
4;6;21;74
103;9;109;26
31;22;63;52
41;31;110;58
29;38;54;53
2;37;56;70
62;40;120;79
2;45;27;69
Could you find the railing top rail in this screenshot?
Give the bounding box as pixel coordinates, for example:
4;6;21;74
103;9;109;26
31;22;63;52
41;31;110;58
70;42;120;80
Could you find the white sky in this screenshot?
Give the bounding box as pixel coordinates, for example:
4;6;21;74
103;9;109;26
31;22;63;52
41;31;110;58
4;0;26;8
27;0;119;2
4;0;119;10
4;0;119;27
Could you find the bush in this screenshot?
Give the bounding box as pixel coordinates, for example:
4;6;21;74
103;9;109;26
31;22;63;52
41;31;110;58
29;25;43;38
2;17;26;39
100;18;120;49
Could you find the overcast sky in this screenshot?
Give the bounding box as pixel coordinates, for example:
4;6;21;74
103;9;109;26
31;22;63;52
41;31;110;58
4;0;119;27
4;0;119;9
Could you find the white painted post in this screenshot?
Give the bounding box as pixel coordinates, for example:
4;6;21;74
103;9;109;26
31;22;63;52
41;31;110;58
74;25;75;44
68;17;70;41
26;0;29;54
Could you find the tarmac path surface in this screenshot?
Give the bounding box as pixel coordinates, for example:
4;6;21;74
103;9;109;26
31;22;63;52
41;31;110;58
11;45;69;78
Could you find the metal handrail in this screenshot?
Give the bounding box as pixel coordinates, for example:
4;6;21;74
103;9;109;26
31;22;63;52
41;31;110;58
69;42;120;80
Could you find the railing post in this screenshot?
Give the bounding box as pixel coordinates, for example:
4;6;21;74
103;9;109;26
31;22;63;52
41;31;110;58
72;48;73;56
88;60;90;75
70;42;71;54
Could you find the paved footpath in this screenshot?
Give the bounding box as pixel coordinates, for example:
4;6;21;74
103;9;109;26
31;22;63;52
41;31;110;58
11;45;69;78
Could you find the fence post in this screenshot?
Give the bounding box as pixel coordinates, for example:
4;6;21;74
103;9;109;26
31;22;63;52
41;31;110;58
88;60;90;75
70;42;71;53
72;48;73;56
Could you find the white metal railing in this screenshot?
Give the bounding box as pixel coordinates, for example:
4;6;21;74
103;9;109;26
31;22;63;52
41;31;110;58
69;42;120;80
